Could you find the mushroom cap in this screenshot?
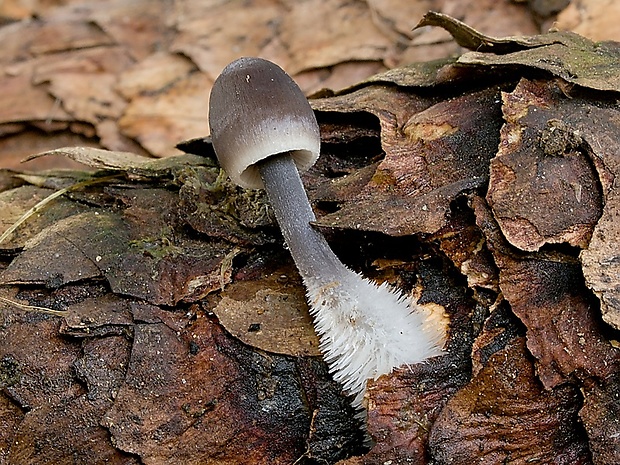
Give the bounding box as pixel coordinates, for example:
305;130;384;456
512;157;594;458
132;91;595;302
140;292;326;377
209;57;320;189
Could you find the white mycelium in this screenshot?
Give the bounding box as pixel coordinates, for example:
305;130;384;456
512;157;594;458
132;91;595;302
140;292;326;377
307;272;443;407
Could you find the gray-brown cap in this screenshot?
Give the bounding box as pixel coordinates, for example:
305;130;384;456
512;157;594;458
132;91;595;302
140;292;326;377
208;57;320;189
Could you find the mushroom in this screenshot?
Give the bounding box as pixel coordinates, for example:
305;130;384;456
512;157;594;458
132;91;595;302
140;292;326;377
208;57;444;409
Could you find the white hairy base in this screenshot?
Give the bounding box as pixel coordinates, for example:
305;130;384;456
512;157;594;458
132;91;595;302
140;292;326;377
304;268;445;409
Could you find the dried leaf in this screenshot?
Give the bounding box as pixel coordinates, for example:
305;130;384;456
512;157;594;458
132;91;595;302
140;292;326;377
7;331;135;464
580;374;620;465
474;196;620;389
178;165;276;246
60;294;135;338
1;212;103;286
27;147;212;176
0;184;89;250
281;0;392;74
1;198;234;306
214;267;321;357
557;0;620;42
0;76;72;125
487;79;604;252
47;73;127;124
582;192;620;330
417;11;620;92
367;0;433;40
313;86;502;236
415;11;555;52
341;57;456;91
172;0;286;81
117;52;197;99
429;338;591;464
87;0;172;61
102;311;313;464
118;72;212;157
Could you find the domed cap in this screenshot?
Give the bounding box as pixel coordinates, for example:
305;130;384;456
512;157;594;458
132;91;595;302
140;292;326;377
208;57;321;189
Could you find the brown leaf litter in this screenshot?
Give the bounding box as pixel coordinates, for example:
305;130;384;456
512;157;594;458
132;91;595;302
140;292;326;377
1;13;620;465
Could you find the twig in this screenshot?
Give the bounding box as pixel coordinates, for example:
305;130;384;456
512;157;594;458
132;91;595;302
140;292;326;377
0;296;66;317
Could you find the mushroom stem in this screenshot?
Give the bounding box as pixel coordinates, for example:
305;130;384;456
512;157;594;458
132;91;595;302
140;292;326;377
258;151;444;408
258;153;343;281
